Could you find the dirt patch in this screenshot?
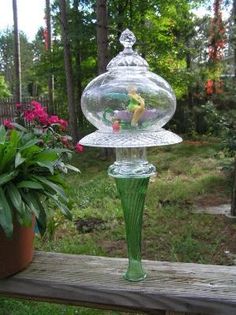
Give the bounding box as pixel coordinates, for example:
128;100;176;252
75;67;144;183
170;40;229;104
195;193;230;208
184;140;209;146
75;217;106;233
100;239;126;257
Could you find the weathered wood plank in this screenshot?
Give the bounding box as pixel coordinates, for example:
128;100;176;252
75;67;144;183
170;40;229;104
0;251;235;315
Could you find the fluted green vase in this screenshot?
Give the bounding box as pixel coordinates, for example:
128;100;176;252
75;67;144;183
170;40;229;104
108;147;155;281
115;177;149;281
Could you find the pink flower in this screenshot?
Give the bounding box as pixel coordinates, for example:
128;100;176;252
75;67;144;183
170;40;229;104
60;136;70;147
3;119;14;129
48;115;59;125
24;111;36;121
27;101;49;124
75;143;84;153
37;111;48;125
16;103;21;109
58;119;68;130
31;101;44;111
61;136;68;143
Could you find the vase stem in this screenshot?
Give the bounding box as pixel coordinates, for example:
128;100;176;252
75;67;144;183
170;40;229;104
115;177;149;281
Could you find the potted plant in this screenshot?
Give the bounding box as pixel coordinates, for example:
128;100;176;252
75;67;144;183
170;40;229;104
0;101;81;278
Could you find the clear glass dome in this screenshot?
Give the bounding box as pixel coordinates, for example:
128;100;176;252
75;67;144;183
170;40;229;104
81;29;176;133
80;29;182;148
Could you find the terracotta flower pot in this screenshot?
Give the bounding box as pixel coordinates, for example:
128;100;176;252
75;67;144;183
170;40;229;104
0;220;34;279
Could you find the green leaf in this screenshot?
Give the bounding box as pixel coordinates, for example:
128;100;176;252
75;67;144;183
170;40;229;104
33;127;43;135
11;122;27;132
0;187;13;238
36;150;58;162
19;139;40;152
44;191;72;220
26;192;47;236
15;203;33;227
56;161;67;173
0;125;6;144
20;144;42;158
0;144;4;162
64;164;80;173
36;161;54;174
0;170;19;186
0;130;22;172
6;183;22;212
32;175;68;202
53;199;72;220
17;180;44;190
10;129;21;146
53;148;72;155
6;185;32;227
0;141;17;172
48;174;66;187
36;209;47;236
15;152;26;168
21;191;41;218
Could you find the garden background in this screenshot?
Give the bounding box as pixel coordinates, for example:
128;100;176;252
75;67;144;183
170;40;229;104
0;0;236;314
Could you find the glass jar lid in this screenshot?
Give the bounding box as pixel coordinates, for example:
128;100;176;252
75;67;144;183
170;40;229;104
107;29;148;70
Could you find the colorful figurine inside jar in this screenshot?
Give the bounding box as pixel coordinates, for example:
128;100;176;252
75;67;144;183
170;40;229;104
127;86;145;127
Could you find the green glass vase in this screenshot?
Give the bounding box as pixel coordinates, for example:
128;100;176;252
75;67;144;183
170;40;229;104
115;177;149;281
108;147;155;281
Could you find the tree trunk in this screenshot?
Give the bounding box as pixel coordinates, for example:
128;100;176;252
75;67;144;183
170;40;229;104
96;0;109;74
231;157;236;216
233;0;236;78
45;0;54;114
231;0;236;216
73;0;84;132
96;0;112;159
59;0;78;142
186;37;193;106
12;0;22;103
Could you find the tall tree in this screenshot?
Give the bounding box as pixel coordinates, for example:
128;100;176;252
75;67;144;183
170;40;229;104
45;0;54;113
58;0;78;141
0;30;34;96
231;0;236;216
233;0;236;78
12;0;22;102
232;157;236;216
208;0;226;68
0;29;15;90
96;0;112;158
72;0;84;129
96;0;109;74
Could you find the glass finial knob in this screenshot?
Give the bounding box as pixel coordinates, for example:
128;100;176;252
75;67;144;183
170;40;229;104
119;29;136;49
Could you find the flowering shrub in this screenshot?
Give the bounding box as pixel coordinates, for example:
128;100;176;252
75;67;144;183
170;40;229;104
4;101;83;154
205;79;224;95
3;119;14;129
0;101;83;237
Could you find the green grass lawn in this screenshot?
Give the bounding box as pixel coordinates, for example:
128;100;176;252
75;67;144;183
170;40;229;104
1;139;235;314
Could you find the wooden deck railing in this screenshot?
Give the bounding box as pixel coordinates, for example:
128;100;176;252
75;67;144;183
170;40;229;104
0;251;236;315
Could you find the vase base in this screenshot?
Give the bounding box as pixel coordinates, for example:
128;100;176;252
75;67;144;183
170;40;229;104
123;272;147;282
123;259;147;282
